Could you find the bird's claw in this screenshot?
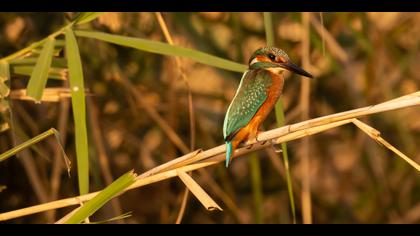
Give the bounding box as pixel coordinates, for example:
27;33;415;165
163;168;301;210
255;131;267;145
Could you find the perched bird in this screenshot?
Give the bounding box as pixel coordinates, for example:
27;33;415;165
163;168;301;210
223;46;313;167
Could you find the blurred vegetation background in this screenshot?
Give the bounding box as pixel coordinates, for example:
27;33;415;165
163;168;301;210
0;12;419;224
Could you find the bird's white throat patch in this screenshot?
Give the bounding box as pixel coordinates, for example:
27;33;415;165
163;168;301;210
266;67;285;74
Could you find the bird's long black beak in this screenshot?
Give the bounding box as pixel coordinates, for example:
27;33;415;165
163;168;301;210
278;60;313;78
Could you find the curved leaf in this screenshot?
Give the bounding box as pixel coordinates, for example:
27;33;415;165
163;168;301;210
75;30;247;73
65;27;89;195
64;170;136;224
26;37;55;102
73;12;104;25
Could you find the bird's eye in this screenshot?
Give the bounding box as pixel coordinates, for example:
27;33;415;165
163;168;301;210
268;53;276;61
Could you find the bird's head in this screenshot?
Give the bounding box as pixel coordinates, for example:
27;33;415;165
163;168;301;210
248;46;313;78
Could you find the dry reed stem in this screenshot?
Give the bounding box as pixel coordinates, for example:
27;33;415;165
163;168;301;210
13;103;40;134
0;119;348;221
137;149;203;178
300;12;312;224
154;12;198;224
50;96;70;221
175;187;189;224
9;109;52;221
87;98;124;221
310;14;349;63
155;12;196;151
1;91;419;221
10;88;72;102
177;170;222;211
352;119;420;171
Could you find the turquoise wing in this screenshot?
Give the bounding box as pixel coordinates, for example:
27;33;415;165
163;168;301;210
223;69;272;141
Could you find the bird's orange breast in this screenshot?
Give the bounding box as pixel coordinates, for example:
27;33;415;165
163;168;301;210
242;71;284;140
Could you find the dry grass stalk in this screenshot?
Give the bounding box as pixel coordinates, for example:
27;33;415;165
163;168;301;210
175;188;189;223
50;94;70;220
177;170;222;211
0;90;419;221
87;98;124;221
154;12;197;224
352;119;420;171
300;12;312;224
138;149;203;179
10;88;71;102
8;131;52;221
310;14;349;63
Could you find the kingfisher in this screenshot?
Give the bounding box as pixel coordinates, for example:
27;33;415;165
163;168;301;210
223;46;313;167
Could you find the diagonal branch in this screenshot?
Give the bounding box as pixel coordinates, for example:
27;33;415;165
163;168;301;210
351;119;420;171
0;91;419;221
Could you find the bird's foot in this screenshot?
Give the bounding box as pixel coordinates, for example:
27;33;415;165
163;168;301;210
244;139;256;149
255;131;267;145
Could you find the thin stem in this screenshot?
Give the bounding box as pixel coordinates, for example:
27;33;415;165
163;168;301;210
264;11;296;224
275;101;296;224
154;12;197;224
250;153;263;223
300;12;312;224
0;128;56;162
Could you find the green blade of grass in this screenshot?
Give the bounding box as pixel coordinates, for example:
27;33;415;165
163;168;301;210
11;66;67;80
26;37;56;102
12;121;52;161
55;39;65;48
31;46;63;57
73;12;104;25
274;100;296;223
250;153;263;224
74;30;247;73
264;12;296;224
0;122;70;172
10;58;68;68
64;170;136;224
0;61;10;98
65;27;89;195
263;12;275;46
0;128;56;162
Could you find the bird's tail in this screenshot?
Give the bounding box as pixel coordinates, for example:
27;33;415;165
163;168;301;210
226;140;240;168
226;141;233;167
